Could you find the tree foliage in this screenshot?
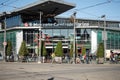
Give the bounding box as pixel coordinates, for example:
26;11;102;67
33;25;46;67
75;45;78;56
97;42;104;58
70;43;78;58
41;41;47;56
54;41;63;57
70;43;73;58
6;41;12;56
81;46;86;56
19;41;28;56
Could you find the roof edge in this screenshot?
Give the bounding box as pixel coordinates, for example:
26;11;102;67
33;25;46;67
12;0;76;13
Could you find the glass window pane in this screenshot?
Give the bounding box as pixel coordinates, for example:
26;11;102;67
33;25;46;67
61;29;68;38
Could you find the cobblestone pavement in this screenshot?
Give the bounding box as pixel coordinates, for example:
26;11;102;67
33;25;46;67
0;62;120;80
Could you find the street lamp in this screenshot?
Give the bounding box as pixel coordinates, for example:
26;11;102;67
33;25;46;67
2;12;7;62
101;15;107;62
38;11;42;63
1;12;11;62
73;12;77;64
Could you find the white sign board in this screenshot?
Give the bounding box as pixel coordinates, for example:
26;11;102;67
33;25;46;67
102;31;107;40
0;23;1;30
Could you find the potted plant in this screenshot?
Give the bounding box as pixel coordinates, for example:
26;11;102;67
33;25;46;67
54;41;63;63
6;41;13;62
41;41;47;63
96;42;104;64
18;41;29;62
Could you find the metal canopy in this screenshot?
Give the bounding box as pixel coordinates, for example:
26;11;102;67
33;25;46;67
13;0;75;16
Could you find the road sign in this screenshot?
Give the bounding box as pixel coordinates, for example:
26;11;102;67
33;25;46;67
3;42;7;46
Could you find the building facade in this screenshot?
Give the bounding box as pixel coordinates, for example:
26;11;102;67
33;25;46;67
0;0;120;60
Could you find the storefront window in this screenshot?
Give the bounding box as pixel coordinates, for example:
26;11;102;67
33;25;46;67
61;29;68;38
45;29;53;37
53;29;60;36
6;15;22;28
6;31;16;52
97;30;102;44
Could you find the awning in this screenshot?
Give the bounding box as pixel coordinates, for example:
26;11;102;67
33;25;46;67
12;0;75;16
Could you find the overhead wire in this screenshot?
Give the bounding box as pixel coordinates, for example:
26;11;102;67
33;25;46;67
0;3;18;9
0;0;10;4
5;0;21;5
0;0;112;12
75;0;112;11
69;0;113;19
78;10;98;17
0;0;119;19
0;0;21;9
0;0;11;7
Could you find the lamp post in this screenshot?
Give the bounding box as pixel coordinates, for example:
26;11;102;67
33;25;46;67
101;15;107;62
73;12;76;64
38;11;42;63
3;12;7;62
1;12;11;62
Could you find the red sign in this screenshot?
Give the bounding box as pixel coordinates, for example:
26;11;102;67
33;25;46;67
3;42;7;46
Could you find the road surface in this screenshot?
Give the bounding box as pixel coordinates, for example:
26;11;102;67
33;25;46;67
0;62;120;80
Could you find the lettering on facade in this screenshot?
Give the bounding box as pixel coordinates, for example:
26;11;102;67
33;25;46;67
42;23;74;27
77;23;89;27
25;23;74;27
25;22;92;27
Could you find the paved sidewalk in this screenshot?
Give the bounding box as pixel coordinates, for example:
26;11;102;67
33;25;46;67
0;62;120;80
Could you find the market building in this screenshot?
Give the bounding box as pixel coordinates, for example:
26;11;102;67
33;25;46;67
0;0;120;60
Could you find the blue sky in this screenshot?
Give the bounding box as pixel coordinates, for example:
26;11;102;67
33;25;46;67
0;0;120;21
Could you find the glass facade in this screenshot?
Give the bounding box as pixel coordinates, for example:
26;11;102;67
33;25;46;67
43;29;72;39
6;15;22;28
42;29;72;47
23;30;38;54
0;32;4;51
97;30;120;50
0;16;120;57
0;0;120;62
0;30;17;53
107;31;120;50
6;31;16;50
76;29;91;48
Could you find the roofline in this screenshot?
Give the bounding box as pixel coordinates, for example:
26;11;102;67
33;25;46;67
0;27;40;32
55;16;120;23
12;0;76;13
0;25;120;32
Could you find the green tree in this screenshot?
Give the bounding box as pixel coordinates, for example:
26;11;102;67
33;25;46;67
70;44;73;58
41;41;47;56
54;41;63;57
70;43;78;58
97;42;104;58
19;41;28;56
81;46;86;56
6;41;12;56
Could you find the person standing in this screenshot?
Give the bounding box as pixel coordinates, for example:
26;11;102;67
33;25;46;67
51;53;55;63
110;50;114;63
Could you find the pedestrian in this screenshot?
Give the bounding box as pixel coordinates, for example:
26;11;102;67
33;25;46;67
51;53;55;63
89;54;92;64
110;50;114;63
76;56;80;64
